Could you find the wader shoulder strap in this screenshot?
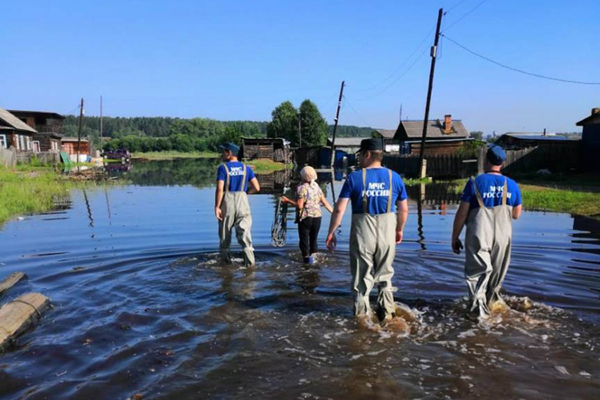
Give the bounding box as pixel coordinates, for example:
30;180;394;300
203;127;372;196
471;177;485;208
242;163;247;192
502;178;508;206
387;169;393;214
361;168;368;213
222;163;230;193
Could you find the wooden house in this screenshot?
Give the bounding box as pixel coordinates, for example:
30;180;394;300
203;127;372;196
0;107;37;152
241;138;291;164
375;115;471;156
8;110;64;152
576;107;600;171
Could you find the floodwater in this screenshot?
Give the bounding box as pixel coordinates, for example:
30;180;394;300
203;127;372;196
1;159;599;399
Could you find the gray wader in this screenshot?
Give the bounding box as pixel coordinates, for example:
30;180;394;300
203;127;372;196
465;178;512;318
219;163;255;267
350;168;397;319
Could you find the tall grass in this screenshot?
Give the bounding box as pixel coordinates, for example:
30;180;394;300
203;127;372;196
0;166;79;225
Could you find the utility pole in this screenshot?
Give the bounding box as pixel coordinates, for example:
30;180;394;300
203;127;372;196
418;8;444;179
329;80;345;168
100;95;103;152
298;114;302;148
77;98;84;172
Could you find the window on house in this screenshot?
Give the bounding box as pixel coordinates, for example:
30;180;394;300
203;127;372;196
33;141;40;152
0;134;6;148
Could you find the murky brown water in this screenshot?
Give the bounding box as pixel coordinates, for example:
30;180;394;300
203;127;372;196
0;159;599;399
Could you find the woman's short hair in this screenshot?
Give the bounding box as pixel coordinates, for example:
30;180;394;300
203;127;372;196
300;166;318;183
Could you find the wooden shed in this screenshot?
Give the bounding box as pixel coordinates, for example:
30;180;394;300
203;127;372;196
241;138;291;164
62;137;90;162
576;107;600;171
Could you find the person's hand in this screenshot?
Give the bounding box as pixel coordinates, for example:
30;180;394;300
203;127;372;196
452;238;463;254
326;232;337;252
396;229;403;244
215;207;223;221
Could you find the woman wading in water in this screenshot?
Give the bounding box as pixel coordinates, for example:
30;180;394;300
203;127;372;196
282;166;333;264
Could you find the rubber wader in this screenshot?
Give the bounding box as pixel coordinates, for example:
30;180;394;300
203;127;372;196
350;168;397;320
219;163;256;267
465;178;512;318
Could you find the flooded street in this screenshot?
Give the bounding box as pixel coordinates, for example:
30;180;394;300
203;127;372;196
1;159;599;399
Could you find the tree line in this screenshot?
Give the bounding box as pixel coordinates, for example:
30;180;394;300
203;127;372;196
63;100;373;152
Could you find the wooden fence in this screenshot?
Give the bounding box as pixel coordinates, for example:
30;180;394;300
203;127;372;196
16;151;61;165
0;147;17;168
383;154;477;179
385;142;582;179
501;142;581;174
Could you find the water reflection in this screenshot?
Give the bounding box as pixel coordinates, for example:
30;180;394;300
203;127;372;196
1;160;599;399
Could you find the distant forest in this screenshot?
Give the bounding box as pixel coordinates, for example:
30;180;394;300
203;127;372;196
63;115;374;152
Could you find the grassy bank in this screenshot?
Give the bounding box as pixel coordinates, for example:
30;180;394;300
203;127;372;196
0;166;102;225
131;151;219;160
447;176;600;219
520;184;600;217
247;159;291;173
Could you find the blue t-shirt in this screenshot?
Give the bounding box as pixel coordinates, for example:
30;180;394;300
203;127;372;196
461;173;522;210
216;162;255;192
339;167;408;214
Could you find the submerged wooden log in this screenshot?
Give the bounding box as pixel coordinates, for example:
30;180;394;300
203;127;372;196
0;272;26;296
0;293;51;351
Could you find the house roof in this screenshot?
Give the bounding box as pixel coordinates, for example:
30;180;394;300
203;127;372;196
7;110;65;120
397;119;469;139
576;112;600;126
375;129;396;139
327;137;366;147
0;107;37;134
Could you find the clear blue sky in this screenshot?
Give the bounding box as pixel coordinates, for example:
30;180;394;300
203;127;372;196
2;0;598;134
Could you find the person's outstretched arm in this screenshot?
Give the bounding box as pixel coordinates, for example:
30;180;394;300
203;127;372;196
451;201;470;254
321;196;334;214
326;198;349;251
247;177;260;194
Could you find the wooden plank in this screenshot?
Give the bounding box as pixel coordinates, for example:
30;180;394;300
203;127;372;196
0;272;26;296
0;293;51;351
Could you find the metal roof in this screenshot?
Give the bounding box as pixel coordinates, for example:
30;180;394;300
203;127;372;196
503;133;573;141
0;107;37;134
327;137;366;147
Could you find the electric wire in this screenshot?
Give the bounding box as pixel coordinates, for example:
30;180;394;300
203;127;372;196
442;34;600;85
351;26;435;93
352;47;429;102
342;95;374;128
441;0;491;33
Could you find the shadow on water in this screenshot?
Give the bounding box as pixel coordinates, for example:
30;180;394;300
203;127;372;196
0;159;599;399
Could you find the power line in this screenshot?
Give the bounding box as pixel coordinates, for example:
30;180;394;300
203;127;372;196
442;34;600;85
342;95;373;128
353;48;429;102
444;0;469;15
351;26;435;93
442;0;491;33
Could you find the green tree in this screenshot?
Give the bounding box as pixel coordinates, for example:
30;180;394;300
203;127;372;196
267;101;299;145
470;131;484;140
299;99;327;147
